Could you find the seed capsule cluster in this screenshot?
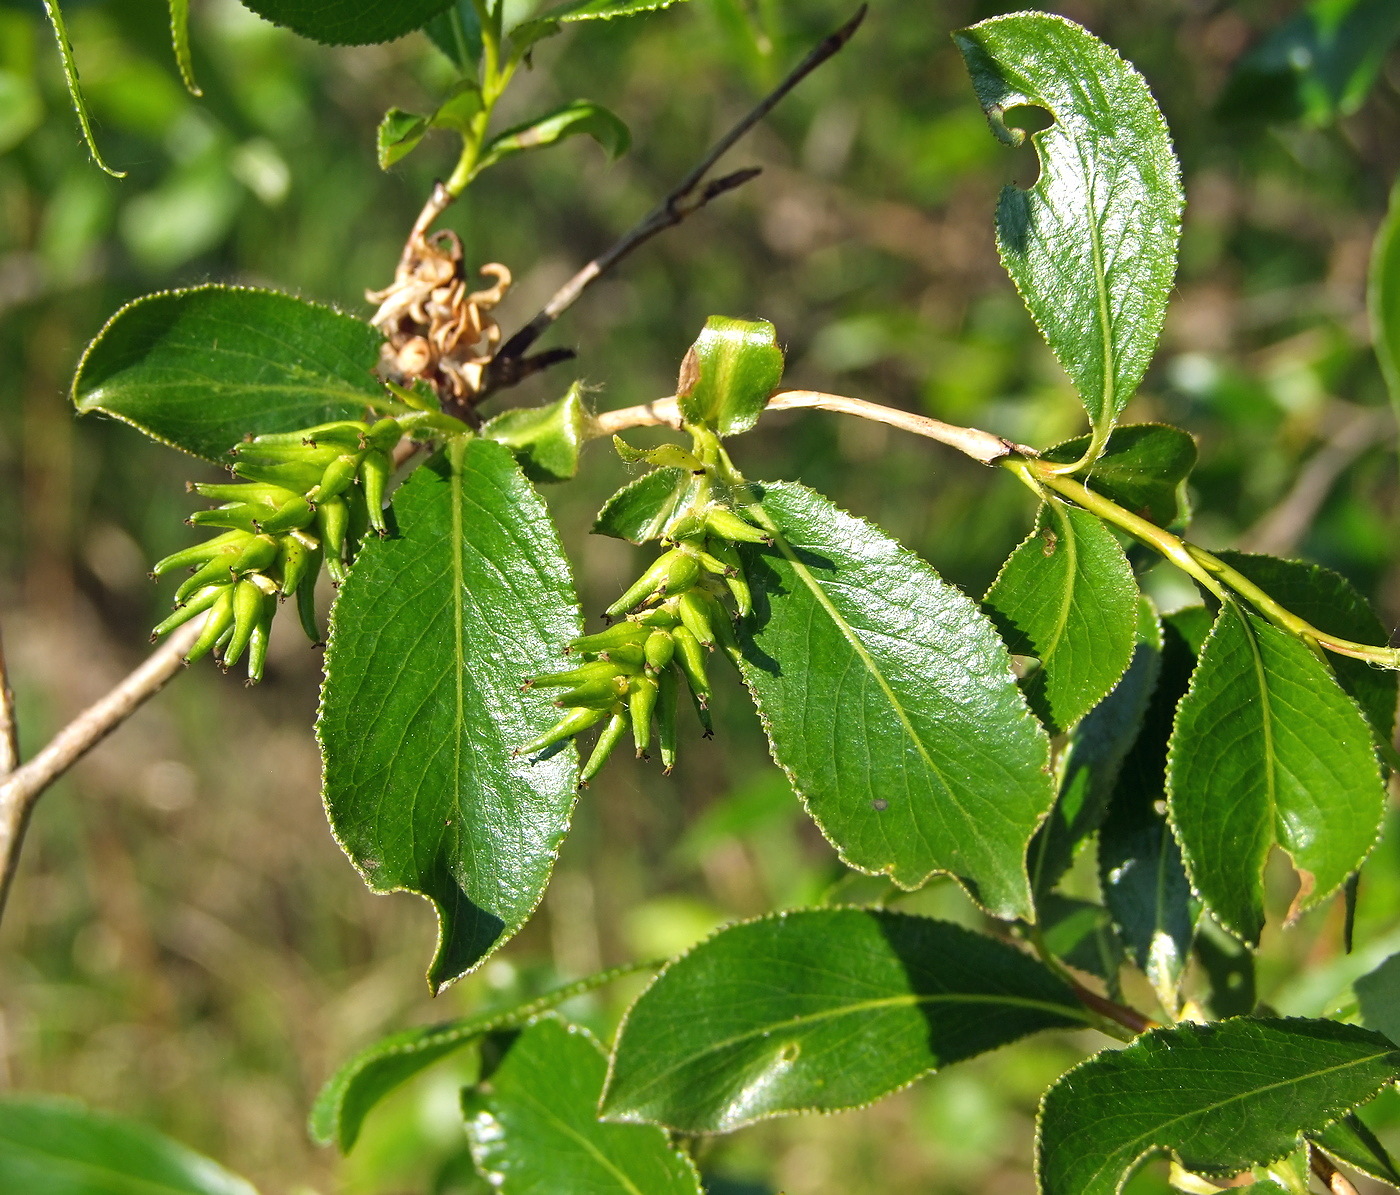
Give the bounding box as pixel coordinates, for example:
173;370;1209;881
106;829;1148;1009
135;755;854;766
520;504;770;783
150;417;402;681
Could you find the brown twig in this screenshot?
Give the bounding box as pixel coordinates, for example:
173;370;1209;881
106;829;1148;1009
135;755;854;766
485;5;869;388
1069;979;1157;1036
592;389;1032;465
1310;1144;1361;1195
0;630;17;778
0;619;202;922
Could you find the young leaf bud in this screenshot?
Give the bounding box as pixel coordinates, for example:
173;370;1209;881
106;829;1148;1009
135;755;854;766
581;711;629;785
629;675;659;758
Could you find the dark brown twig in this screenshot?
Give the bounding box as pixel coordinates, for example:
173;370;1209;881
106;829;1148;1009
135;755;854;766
1310;1144;1361;1195
0;629;17;778
484;5;868;389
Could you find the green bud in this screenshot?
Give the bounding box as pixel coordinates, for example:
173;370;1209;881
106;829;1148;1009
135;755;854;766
151;530;249;578
677;588;716;649
671;624;711;709
308;454;361;504
704;505;771;545
152;584;225;638
360;449;391;535
555;675;630;709
580;711;629;785
569;622;650;655
231;459;326;494
518;704;609;757
184;585;237;663
657;666;679;774
628;675;658;758
643;628;675;674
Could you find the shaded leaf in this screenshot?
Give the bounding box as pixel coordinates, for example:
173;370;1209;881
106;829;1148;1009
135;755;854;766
955;14;1182;458
1099;611;1199;1015
1031;599;1162;899
739;483;1056;920
1356;951;1400;1046
1039;1019;1400;1195
319;439;581;993
238;0;455;46
378;108;430;169
72;285;386;462
1166;603;1386;945
1193;915;1256;1020
602;909;1087;1132
464;1017;701;1195
1311;1111;1400;1189
41;0;124;177
676;317;785;438
1214;550;1397;742
479;100;629;171
482;383;588;483
424;0;483;67
592;467;692;544
1372;180;1400;422
984;498;1140;734
168;0;200;95
1038;896;1126;986
1040;424;1197;529
311;962;653;1153
0;1097;257;1195
509;0;689;55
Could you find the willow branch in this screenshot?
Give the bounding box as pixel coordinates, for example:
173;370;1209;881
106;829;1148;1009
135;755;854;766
487;6;868;382
0;630;17;777
0;619;202;922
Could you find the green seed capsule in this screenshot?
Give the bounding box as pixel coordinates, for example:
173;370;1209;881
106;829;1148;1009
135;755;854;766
657;666;679;773
308;454;361;503
189;503;269;533
704;505;771;545
277;531;319;596
629;675;658;758
690;684;714;737
677;588;716;648
360;449;391;535
672;624;711;709
231;459;326;494
643;629;675;674
661;510;708;543
174;554;238;605
365;417;403;455
531;661;623;689
252;420;369;450
518;704;609;757
232;439;345;469
605;552;678;619
569;621;650;655
151;530;249;577
635;605;681;628
227;533;279;576
679;538;734;577
295;572;322;644
258;495;316;536
221;579;268;672
581;711;629;785
662;550;702;595
601;643;646;670
555;676;629;709
317;495;349;568
192;480;300;506
152;584;225;638
246;610;271;683
184;586;237;663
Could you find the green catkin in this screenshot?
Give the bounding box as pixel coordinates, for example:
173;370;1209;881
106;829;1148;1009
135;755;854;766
704;505;771;545
672;624;711;708
629;675;658;758
657;666;679;773
185;586;237;663
643;628;675;674
581;711;629;784
519;704;609;757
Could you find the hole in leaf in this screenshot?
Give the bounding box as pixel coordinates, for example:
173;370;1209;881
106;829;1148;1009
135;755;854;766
997;103;1055;190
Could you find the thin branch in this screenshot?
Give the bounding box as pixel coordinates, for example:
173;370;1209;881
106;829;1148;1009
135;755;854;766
486;5;868;382
1309;1145;1361;1195
0;619;202;922
0;629;17;777
592;388;1032;465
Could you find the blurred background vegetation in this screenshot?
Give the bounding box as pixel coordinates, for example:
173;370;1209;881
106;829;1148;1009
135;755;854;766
2;0;1400;1191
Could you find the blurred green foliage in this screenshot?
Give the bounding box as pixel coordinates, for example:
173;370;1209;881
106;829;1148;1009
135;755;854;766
2;1;1400;1192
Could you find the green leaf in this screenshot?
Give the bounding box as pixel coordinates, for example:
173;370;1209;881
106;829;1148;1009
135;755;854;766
478;100;630;172
378;108;430;169
1038;1018;1400;1195
168;0;201;95
1040;424;1197;530
0;1097;258;1195
984;499;1140;734
424;1;483;67
1311;1111;1400;1189
955;15;1182;461
1357;951;1400;1046
1037;895;1126;985
41;0;125;178
508;0;689;55
592;468;692;544
1213;551;1397;742
1193;915;1257;1020
1166;603;1386;946
739;483;1055;919
1099;612;1200;1015
1371;180;1400;439
311;962;653;1153
319;438;582;993
676;317;785;438
464;1017;702;1195
601;909;1087;1132
237;0;455;46
482;384;588;483
1030;599;1162;899
72;285;386;462
1218;0;1400;127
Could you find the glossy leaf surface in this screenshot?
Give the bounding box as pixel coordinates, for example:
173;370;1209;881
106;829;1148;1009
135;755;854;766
480;100;629;170
320;439;581;993
1166;603;1385;945
602;909;1085;1132
1040;424;1197;529
1099;612;1198;1014
464;1018;701;1195
482;384;588;483
238;0;454;46
676;316;785;437
593;467;690;544
984;498;1139;734
1038;1018;1400;1195
956;14;1182;457
1372;180;1400;419
0;1097;258;1194
1214;551;1397;741
72;285;385;462
1312;1112;1400;1188
740;484;1055;918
